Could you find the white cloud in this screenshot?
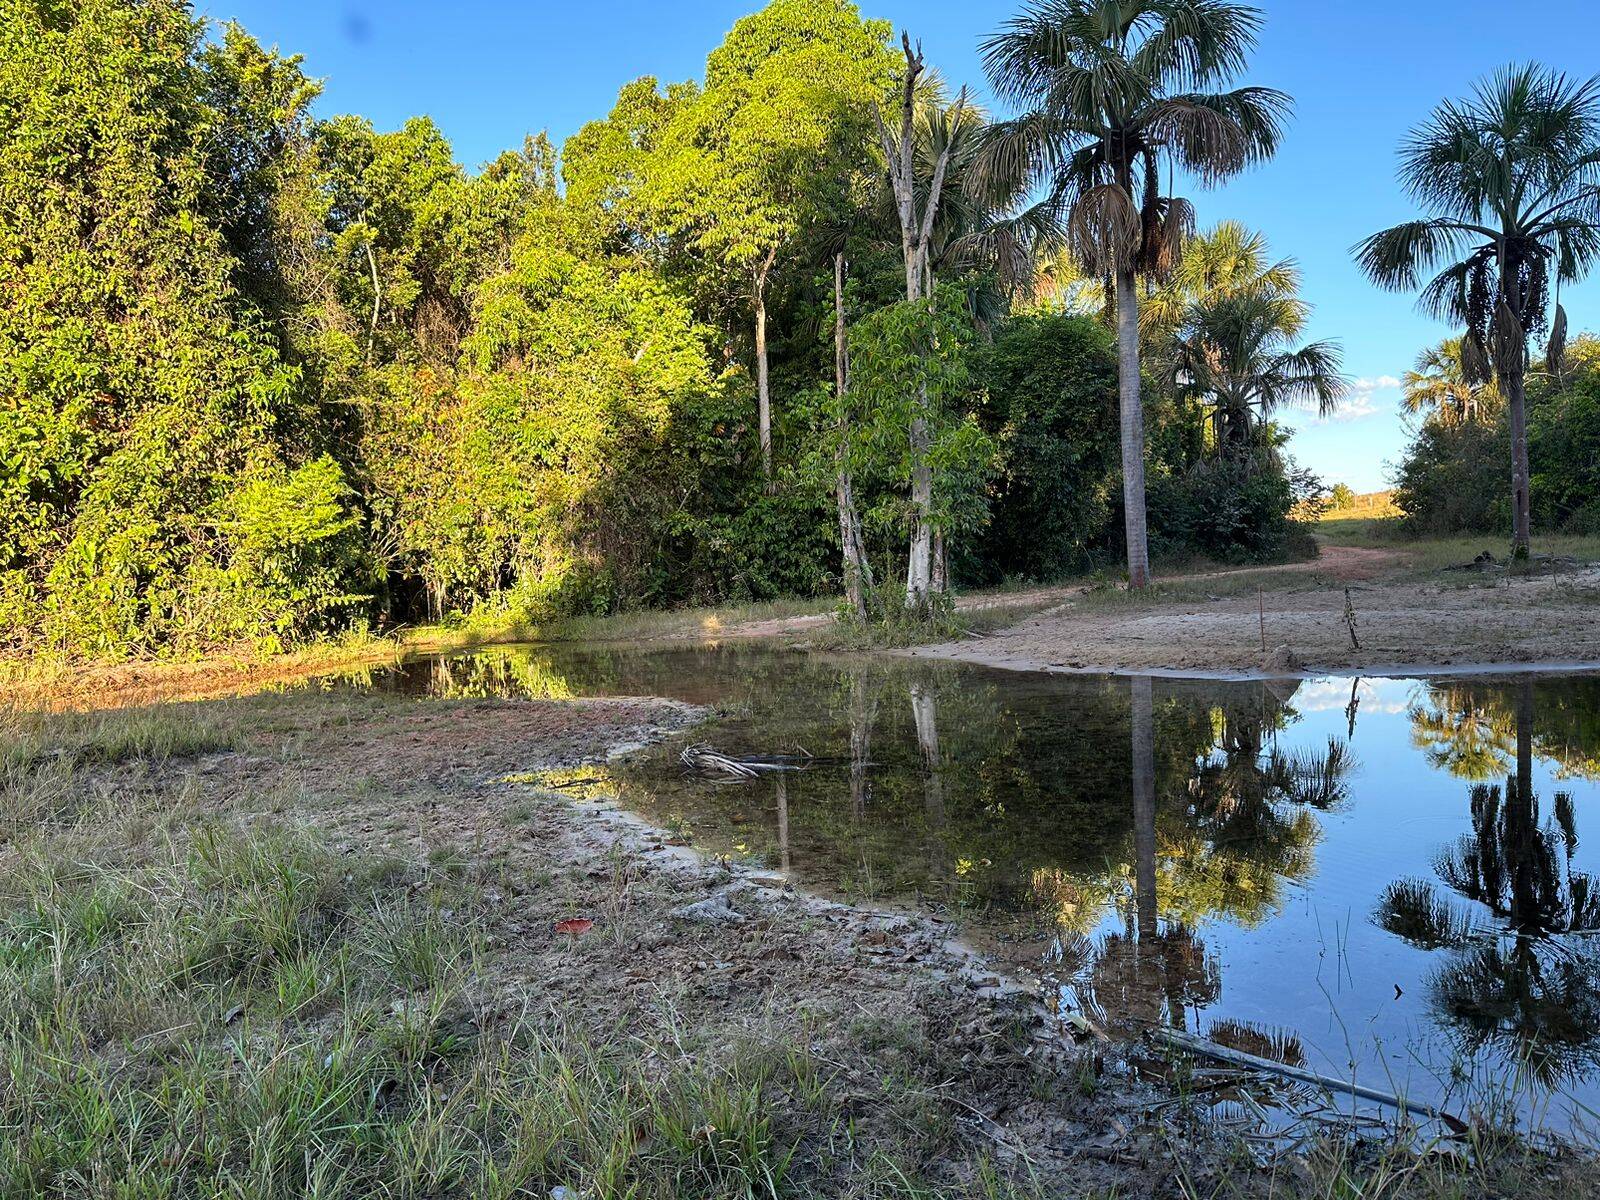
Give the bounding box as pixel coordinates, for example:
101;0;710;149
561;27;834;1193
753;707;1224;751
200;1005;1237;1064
1309;373;1400;424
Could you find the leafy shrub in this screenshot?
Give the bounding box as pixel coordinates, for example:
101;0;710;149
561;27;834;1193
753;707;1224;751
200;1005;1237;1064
1393;419;1510;535
970;313;1120;582
1531;370;1600;532
1149;454;1318;564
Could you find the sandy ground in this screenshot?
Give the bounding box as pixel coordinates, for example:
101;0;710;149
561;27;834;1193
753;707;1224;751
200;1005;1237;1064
905;546;1600;679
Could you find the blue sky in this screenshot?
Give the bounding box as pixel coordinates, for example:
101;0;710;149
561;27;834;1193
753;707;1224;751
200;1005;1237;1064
197;0;1600;492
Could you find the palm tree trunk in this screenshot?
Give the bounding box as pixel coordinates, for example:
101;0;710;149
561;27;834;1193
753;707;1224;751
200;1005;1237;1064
1507;368;1531;557
833;252;871;620
1509;679;1536;930
1115;266;1152;588
755;247;777;488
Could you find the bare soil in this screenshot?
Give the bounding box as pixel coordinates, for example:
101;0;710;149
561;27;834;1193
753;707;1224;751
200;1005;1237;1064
907;545;1600;679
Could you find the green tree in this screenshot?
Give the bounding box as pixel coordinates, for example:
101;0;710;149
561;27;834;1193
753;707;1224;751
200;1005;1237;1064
0;0;354;655
979;0;1290;587
1355;64;1600;558
648;0;894;484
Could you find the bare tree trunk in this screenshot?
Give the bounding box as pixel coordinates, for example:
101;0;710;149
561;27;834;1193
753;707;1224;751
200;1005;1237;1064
906;420;934;605
1130;675;1158;940
755;246;777;488
1507;368;1531;558
833;251;872;619
775;773;790;874
931;529;947;593
1115;265;1152;588
876;34;963;611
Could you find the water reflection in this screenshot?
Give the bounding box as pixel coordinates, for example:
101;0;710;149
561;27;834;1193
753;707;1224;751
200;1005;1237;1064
324;644;1600;1132
1380;682;1600;1092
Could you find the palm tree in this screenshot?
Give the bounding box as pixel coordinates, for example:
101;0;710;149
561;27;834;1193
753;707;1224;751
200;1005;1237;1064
1354;65;1600;558
979;0;1290;588
1401;338;1502;427
1141;219;1302;338
1170;292;1346;452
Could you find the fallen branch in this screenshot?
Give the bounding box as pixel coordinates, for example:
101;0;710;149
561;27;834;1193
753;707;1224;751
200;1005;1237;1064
679;743;814;779
1152;1028;1466;1134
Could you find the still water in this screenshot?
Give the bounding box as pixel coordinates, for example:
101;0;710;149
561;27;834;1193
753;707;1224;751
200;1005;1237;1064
334;643;1600;1135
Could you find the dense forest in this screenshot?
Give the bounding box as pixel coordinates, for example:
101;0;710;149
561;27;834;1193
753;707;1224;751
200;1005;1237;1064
1;0;1339;659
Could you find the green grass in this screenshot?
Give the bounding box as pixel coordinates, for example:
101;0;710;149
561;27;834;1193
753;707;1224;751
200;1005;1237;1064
1;704;243;771
0;706;1052;1200
1317;514;1600;573
0;811;823;1199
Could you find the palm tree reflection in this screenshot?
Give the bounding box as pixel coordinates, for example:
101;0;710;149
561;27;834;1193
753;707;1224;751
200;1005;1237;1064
1076;678;1222;1034
1056;678;1355;1040
1380;682;1600;1089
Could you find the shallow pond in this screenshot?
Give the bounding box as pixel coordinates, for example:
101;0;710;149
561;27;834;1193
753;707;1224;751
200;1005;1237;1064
334;643;1600;1137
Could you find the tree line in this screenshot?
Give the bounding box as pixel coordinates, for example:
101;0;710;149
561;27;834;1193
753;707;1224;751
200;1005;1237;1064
4;0;1360;659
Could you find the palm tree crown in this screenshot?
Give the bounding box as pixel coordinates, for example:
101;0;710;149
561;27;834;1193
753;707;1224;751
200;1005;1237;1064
1171;292;1346;451
978;0;1290;278
1355;65;1600;378
1401;337;1501;427
1142;219;1302;337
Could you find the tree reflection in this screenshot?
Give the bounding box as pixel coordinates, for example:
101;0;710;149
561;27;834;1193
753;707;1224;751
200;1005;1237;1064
1075;678;1222;1034
1410;676;1600;784
1408;686;1517;781
1172;687;1352;926
1379;681;1600;1089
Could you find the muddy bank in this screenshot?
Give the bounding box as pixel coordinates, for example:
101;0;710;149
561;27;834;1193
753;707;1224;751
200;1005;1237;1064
908;567;1600;679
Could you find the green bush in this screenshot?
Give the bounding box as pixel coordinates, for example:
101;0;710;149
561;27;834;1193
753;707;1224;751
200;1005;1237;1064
970;313;1120;582
1149;454;1318;564
1393;419;1510;535
1531;370;1600;532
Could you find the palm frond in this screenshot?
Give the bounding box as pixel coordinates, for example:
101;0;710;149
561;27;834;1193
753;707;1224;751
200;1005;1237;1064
1149;87;1291;182
1352;219;1479;291
1066;181;1140;273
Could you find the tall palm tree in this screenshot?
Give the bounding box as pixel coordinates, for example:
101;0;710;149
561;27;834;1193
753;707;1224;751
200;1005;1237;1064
979;0;1290;587
1355;65;1600;558
1401;337;1500;427
1170;292;1346;452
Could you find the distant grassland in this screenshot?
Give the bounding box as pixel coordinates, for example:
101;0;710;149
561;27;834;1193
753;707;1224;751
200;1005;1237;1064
1328;489;1402;519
